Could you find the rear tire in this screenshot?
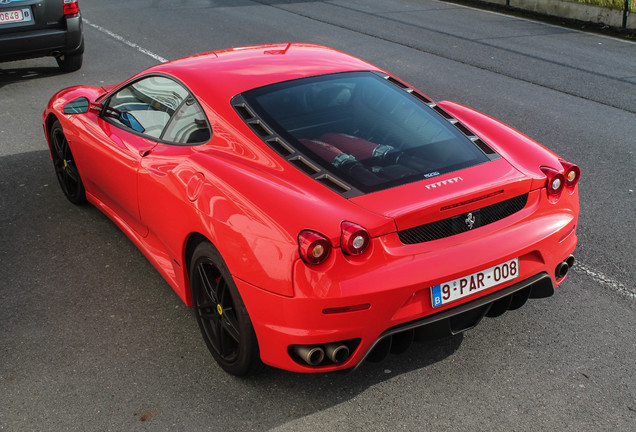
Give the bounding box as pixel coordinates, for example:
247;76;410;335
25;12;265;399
56;52;83;73
189;241;262;376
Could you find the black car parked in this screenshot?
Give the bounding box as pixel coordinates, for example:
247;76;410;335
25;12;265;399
0;0;83;72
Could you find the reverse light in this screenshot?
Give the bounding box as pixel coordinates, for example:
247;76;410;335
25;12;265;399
540;166;565;197
340;221;370;256
63;0;80;15
298;230;332;265
560;160;581;188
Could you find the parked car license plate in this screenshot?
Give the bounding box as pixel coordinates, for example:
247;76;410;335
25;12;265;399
0;8;32;25
431;258;519;308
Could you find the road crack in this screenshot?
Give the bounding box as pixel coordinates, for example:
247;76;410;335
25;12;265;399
573;262;636;300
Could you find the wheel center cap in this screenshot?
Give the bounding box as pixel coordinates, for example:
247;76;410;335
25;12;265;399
217;304;223;315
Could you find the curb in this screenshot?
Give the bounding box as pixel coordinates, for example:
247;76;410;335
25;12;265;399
456;0;635;30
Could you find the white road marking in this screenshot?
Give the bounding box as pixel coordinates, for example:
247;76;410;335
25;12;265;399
573;262;636;300
83;19;168;63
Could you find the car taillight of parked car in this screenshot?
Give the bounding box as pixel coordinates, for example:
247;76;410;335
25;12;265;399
63;0;79;16
541;160;580;201
541;166;565;197
559;160;581;189
340;221;370;256
298;230;332;265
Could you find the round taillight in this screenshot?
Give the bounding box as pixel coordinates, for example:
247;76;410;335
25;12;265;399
340;221;370;256
298;230;332;265
540;166;565;197
560;160;581;188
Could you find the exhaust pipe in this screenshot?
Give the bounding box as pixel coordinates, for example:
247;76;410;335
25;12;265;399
324;343;350;363
555;261;569;279
293;345;325;366
556;255;575;280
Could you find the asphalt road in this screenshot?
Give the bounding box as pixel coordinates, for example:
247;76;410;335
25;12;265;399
1;1;635;431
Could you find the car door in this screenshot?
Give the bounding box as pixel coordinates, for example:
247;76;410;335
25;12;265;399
135;94;212;287
81;75;190;237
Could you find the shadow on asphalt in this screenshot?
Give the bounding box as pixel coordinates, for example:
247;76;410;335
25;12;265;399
1;149;462;430
248;333;463;399
0;63;63;89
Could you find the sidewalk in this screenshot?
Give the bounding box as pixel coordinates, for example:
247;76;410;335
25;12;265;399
454;0;635;30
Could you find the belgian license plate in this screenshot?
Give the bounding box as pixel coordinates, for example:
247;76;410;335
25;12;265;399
431;258;519;308
0;8;32;25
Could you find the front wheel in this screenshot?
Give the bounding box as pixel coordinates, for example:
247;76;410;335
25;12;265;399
50;120;86;204
189;242;262;376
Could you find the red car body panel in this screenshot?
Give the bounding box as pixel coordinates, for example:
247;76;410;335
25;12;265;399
43;43;579;373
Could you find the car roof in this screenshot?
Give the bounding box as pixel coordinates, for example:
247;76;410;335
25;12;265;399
145;43;382;101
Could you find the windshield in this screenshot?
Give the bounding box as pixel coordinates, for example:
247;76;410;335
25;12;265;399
240;71;492;194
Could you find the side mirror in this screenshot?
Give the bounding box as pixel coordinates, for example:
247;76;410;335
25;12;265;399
63;97;89;114
63;97;103;114
119;112;145;133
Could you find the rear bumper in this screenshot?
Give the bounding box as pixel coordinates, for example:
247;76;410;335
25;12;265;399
0;15;82;62
352;271;554;369
238;188;579;373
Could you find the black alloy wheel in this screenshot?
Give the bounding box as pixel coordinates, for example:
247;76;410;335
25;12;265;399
190;242;261;376
50;120;86;204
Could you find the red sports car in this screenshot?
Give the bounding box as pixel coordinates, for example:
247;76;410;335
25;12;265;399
43;43;580;375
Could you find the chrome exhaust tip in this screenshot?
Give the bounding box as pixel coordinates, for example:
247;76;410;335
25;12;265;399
324;343;350;363
293;345;325;366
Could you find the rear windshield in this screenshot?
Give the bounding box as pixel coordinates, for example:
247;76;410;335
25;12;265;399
240;71;491;194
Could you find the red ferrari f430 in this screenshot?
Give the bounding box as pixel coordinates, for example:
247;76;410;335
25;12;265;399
43;43;580;375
